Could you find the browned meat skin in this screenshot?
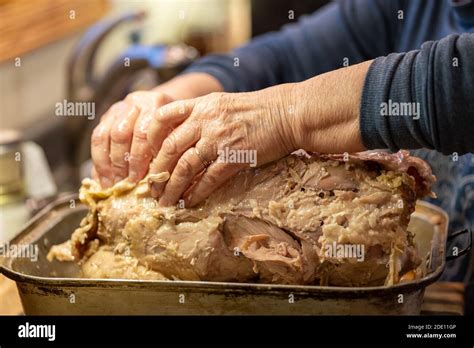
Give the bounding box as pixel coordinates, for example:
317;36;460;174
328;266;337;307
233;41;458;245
48;151;435;286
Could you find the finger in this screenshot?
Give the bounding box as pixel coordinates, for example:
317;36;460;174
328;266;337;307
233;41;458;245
183;161;245;207
109;103;140;183
149;123;201;197
127;94;175;182
148;99;195;157
91;109;116;188
158;147;207;206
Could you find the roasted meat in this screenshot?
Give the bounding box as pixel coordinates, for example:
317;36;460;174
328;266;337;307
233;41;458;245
48;150;435;286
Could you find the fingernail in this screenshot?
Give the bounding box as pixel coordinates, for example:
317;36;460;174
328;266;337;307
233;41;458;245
184;194;193;207
151;183;160;198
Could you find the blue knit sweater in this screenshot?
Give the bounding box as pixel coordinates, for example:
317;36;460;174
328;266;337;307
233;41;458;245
184;0;474;280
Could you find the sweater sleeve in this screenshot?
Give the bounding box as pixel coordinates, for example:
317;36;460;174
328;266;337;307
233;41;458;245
182;0;400;92
360;33;474;155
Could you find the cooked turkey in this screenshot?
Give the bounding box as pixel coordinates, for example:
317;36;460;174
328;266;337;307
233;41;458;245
48;150;435;286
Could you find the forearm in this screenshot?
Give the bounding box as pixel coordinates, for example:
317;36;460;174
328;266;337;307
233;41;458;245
288;61;371;154
152;72;223;100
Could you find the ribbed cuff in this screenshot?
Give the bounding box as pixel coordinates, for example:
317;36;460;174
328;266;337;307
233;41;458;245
360;52;432;152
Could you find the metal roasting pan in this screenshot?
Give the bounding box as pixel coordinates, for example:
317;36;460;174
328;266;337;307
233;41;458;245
0;194;449;315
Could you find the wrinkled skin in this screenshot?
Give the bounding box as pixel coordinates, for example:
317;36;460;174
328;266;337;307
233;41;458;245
92;88;300;207
91;91;174;187
91;62;370;208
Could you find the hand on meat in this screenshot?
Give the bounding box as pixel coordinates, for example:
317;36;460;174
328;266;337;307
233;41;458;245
91;91;174;187
147;87;301;207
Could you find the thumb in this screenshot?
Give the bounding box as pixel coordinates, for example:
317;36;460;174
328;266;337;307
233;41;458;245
148;98;196;156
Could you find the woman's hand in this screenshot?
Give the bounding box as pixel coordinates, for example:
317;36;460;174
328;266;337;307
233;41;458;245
91;91;174;188
90;73;223;188
147;85;300;207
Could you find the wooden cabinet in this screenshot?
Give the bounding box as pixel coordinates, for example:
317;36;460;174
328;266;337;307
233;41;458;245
0;0;108;62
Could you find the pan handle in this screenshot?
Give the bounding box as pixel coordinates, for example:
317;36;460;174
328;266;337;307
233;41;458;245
445;228;472;261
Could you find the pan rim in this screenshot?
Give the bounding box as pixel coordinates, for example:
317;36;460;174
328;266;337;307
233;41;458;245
0;197;447;296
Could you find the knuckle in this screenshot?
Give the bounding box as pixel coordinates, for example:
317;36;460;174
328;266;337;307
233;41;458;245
151;110;166;125
129;151;149;165
110;149;128;165
110;126;132;144
110;101;126;112
91;127;109;146
208;93;230;115
161;135;177;157
154;92;171;106
112;162;127;171
133;128;148;142
100;102;122;120
125;91;142;102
